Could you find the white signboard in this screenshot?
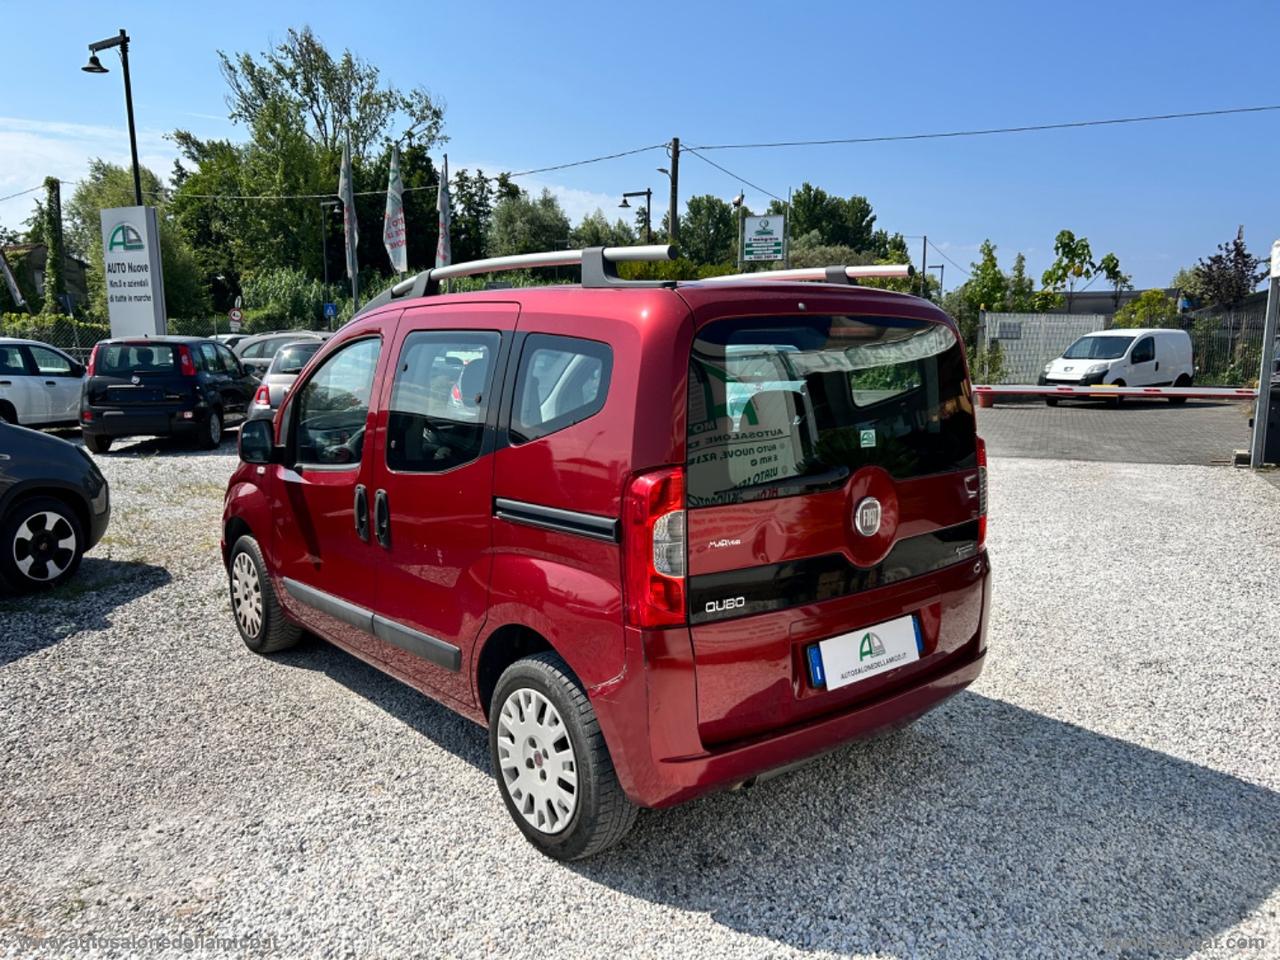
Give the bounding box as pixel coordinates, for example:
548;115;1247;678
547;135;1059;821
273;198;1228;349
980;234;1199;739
1271;239;1280;279
100;206;167;338
743;214;785;262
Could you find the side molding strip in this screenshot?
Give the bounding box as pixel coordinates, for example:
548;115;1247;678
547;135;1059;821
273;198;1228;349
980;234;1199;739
283;577;374;634
493;497;619;542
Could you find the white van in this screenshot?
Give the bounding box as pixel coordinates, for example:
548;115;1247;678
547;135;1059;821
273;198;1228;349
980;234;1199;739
1039;328;1194;405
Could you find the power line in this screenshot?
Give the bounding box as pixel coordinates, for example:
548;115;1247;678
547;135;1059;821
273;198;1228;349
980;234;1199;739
0;184;44;204
506;143;667;178
682;147;786;203
690;104;1280;151
927;239;971;279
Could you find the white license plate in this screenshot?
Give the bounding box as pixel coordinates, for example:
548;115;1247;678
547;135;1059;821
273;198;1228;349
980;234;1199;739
810;614;921;691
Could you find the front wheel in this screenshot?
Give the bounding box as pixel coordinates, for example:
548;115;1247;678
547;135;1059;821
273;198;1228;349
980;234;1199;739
1169;374;1192;404
490;652;636;860
0;496;84;593
228;534;301;654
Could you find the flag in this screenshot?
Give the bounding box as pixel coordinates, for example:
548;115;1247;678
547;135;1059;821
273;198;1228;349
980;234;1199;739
436;153;451;269
338;135;359;283
383;144;407;274
0;250;25;308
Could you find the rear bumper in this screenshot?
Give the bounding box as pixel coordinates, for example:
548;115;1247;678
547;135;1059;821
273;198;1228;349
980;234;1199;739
81;405;211;439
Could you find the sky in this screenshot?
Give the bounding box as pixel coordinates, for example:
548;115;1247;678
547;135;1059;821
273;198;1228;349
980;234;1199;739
2;0;1278;290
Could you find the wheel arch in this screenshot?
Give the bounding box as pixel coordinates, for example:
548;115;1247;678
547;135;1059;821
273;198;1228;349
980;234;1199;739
2;482;90;544
474;623;561;720
0;399;17;425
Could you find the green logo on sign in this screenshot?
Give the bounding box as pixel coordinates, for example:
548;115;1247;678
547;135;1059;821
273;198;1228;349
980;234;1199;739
858;631;886;661
107;223;144;252
753;218;773;236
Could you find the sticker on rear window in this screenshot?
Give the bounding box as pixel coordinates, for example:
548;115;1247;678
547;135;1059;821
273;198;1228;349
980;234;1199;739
860;429;876;448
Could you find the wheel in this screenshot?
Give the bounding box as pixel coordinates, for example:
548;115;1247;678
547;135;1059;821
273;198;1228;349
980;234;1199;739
1108;380;1124;408
0;496;84;593
490;652;637;860
0;402;16;425
1170;375;1192;404
199;409;224;449
228;534;301;654
84;433;112;454
1044;397;1059;407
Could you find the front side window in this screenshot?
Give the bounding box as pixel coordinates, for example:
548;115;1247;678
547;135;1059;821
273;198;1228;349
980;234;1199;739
294;337;380;466
385;330;500;472
28;345;72;375
215;344;239;372
0;345;26;376
510;335;612;444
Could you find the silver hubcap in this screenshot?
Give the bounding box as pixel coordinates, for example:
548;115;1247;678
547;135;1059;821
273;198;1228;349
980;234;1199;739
497;687;579;834
13;511;76;581
231;552;263;637
210;414;221;444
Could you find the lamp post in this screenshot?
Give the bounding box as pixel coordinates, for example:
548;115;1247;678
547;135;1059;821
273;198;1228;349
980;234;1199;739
928;263;945;296
731;191;745;271
320;200;342;288
656;166;674;243
619;189;652;244
82;29;142;207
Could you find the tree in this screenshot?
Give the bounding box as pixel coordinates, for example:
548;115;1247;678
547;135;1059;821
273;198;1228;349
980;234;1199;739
570;209;635;249
1096;252;1132;311
768;185;877;251
1007;253;1036;312
489;189;571;257
1041;230;1095;312
40;178;66;314
679;194;736;265
1170;266;1205;308
1193;226;1266;307
449;168;517;263
965;241;1007;317
217;26;446;160
1112;289;1179;328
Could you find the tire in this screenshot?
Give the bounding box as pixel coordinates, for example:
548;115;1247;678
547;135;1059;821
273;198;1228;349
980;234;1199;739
0;496;84;593
84;433;112;454
1170;375;1192;404
228;534;301;654
199;408;224;450
489;652;637;860
1044;397;1059;407
1108;380;1124;408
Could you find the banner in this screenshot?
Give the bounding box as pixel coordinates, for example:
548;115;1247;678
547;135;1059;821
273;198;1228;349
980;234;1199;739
338;136;359;283
436;154;451;269
383;144;408;274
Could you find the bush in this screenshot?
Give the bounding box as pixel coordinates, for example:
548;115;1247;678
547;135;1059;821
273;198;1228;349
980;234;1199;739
241;267;342;331
0;312;109;349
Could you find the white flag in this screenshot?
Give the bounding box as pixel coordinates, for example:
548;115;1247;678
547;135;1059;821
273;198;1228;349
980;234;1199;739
383;144;407;274
436;154;451;269
338;136;359;282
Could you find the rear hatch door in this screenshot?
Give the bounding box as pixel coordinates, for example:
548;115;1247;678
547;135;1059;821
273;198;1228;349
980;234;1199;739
87;342;192;409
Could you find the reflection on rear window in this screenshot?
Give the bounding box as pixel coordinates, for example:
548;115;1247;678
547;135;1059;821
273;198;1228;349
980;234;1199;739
97;344;177;375
271;343;321;375
687;315;976;506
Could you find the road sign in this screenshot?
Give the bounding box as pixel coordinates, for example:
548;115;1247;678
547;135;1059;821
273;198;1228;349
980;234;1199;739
228;307;243;333
323;302;338;319
743;215;785;262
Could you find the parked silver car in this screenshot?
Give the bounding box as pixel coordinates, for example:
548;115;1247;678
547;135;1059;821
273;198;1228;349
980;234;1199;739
234;330;326;380
247;339;326;421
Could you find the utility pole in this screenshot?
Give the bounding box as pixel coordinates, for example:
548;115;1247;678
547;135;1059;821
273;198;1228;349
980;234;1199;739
1249;239;1279;467
783;187;792;268
668;137;680;249
920;235;928;298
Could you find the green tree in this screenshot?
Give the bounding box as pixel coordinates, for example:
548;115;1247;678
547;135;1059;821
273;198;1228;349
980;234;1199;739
570;209;635;248
1112;289;1179;328
1193;226;1265;307
489;189;571;257
1041;230;1095;312
1006;253;1036;312
768;185;877;251
40;178;66;314
1170;266;1205;308
1097;252;1132;311
679;194;736;265
449;168;517;262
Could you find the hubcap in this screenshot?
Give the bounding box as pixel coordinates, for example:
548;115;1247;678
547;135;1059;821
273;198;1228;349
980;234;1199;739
13;511;76;581
497;687;578;834
231;552;263;637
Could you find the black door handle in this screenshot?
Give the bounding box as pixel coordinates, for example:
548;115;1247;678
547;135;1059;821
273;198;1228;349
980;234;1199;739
374;488;391;549
353;484;370;542
45;380;57;386
1154;361;1160;371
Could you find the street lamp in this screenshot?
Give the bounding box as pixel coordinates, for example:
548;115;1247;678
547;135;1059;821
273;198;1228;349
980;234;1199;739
731;191;745;270
619;189;652;243
320;200;342;288
82;29;142;207
928;263;945;295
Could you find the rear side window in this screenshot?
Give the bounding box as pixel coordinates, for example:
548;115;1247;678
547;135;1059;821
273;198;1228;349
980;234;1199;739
96;344;177;375
28;345;72;375
687;315;976;507
386;330;500;472
198;343;220;372
510;334;611;444
294;337;381;466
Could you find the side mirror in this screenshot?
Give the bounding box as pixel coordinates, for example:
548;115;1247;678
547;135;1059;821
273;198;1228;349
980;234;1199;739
239;418;277;464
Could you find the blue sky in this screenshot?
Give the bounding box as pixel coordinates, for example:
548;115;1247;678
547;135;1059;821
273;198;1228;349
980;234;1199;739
2;0;1277;289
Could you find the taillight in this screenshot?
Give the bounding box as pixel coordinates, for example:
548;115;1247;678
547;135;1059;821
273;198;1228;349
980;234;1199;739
976;436;988;547
623;467;686;628
178;345;197;377
254;385;270;406
451;383;462;404
85;344;99;377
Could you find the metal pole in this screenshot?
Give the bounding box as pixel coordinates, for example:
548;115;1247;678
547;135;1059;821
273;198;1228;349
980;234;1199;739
1248;240;1279;467
737;204;744;272
920;235;928;297
321;203;330;288
117;31;143;207
783;187;792;268
645;189;652;244
668;137;680;248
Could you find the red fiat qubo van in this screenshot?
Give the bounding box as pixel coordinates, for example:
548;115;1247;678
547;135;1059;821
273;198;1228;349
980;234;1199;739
222;247;990;860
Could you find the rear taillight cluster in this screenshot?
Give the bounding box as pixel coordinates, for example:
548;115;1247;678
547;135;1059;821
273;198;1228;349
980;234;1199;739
254;385;270;407
623;467;687;628
85;344;99;377
976;436;988;547
177;345;197;377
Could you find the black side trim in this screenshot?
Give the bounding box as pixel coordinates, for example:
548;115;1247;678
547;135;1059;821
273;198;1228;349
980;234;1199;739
688;521;981;624
372;615;461;671
283;577;374;633
493;497;619;542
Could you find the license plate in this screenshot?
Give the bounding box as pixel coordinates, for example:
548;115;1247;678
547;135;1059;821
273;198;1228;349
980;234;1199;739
807;614;922;691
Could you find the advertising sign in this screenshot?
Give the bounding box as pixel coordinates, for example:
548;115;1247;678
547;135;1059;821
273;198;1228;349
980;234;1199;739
99;206;167;337
743;214;785;262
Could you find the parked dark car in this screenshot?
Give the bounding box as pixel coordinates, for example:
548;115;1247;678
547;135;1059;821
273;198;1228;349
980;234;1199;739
80;337;256;453
247;339;327;421
234;331;327;380
0;422;110;592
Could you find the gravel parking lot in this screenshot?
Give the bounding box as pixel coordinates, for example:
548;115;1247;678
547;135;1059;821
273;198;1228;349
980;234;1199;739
2;437;1278;959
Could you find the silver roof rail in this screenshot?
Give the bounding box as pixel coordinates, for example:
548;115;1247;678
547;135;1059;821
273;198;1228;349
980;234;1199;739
356;244;678;317
699;264;915;285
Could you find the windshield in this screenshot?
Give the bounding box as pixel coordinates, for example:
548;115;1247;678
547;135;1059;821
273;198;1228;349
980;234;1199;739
271;342;321;375
687;315;976;507
1062;335;1133;360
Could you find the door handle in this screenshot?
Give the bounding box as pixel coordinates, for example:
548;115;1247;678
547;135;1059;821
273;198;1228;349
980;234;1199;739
45;380;58;386
374;488;391;549
0;381;11;386
1154;361;1160;371
353;484;370;542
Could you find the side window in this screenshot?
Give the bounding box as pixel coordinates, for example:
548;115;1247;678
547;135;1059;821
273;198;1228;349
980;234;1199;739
1131;337;1154;364
293;338;381;466
0;345;28;376
510;334;612;444
240;340;267;359
28;346;73;376
215;344;239;373
199;343;220;372
385;330;500;473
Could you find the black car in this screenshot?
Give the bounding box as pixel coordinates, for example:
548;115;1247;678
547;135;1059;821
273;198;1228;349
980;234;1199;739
0;422;110;592
80;337;256;453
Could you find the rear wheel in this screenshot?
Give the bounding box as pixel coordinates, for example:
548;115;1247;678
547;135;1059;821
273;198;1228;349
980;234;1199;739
228;534;301;654
490;652;636;860
1044;397;1059;407
84;433;112;454
199;409;223;450
0;496;84;593
1169;374;1192;404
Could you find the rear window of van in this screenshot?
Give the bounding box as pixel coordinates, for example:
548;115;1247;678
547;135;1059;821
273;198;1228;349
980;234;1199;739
687;315;976;507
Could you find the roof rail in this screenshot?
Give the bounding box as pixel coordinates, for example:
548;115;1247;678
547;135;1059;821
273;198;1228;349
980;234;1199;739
355;244;679;318
699;264;915;285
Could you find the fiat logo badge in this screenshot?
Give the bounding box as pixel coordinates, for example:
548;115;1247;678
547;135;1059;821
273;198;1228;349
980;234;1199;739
130;375;141;385
854;497;882;537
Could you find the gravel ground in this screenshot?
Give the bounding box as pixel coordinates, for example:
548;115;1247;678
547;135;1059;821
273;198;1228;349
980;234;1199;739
1;437;1278;960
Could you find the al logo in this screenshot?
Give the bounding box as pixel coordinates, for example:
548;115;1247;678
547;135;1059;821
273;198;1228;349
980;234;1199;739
858;631;886;661
107;223;144;252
